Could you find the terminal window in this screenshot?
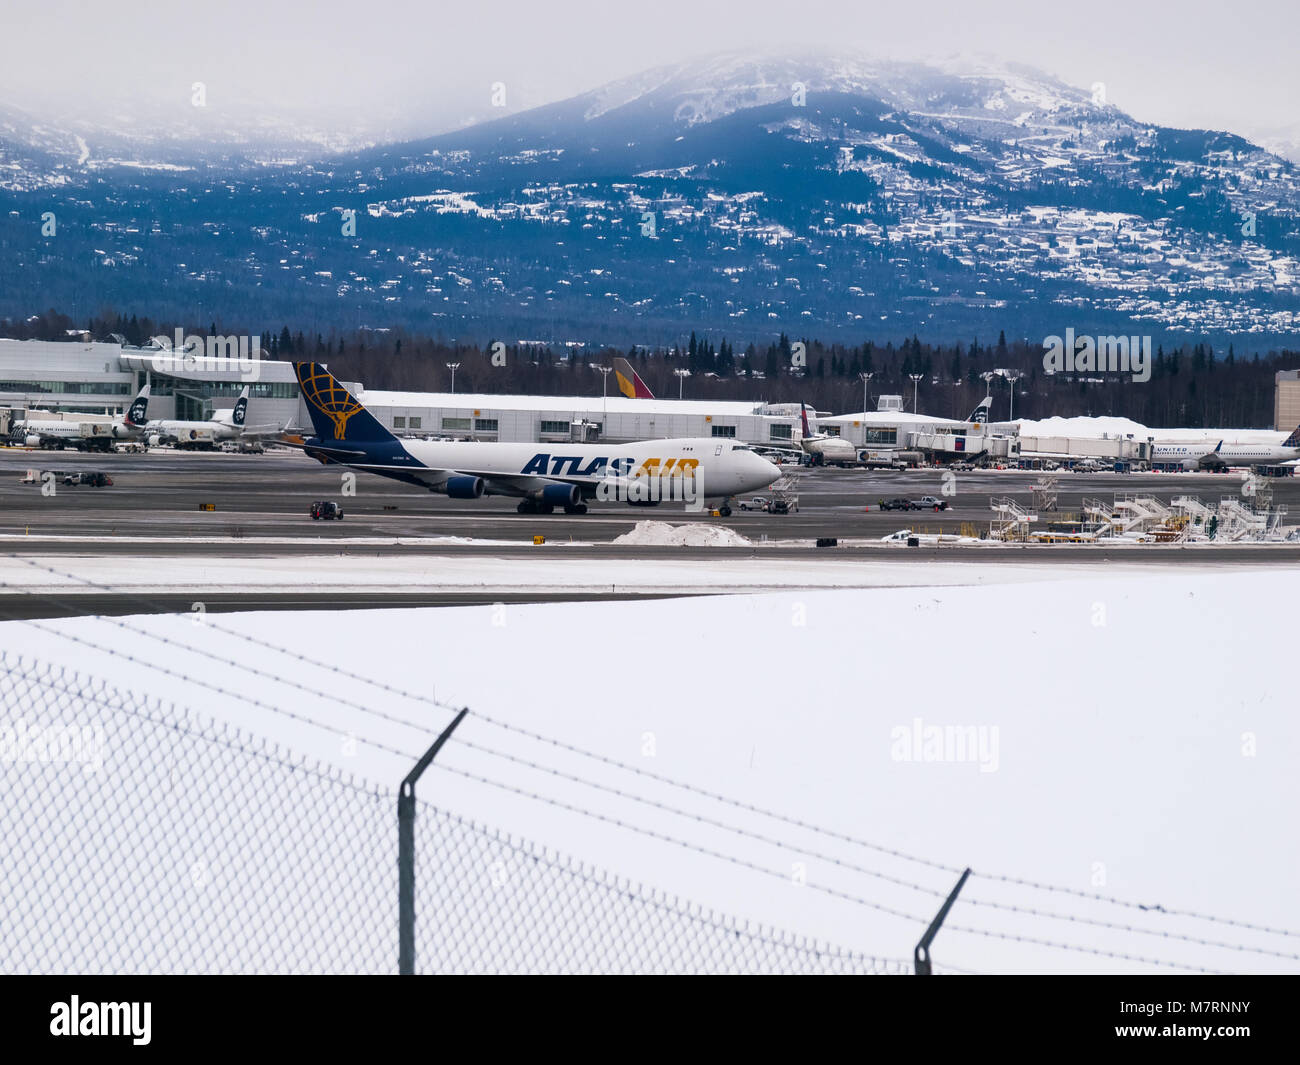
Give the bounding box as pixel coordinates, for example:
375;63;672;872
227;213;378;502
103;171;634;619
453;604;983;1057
409;417;421;429
710;425;737;437
540;420;569;434
393;416;406;428
769;424;793;441
475;418;499;432
442;417;471;431
865;428;897;445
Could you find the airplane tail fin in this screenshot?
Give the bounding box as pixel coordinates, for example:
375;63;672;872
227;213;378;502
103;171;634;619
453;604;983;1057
800;402;812;438
613;357;654;399
231;385;249;428
294;363;396;443
968;395;992;423
1283;423;1300;448
125;385;150;427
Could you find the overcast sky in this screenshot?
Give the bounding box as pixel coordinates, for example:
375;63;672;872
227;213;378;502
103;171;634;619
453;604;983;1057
3;0;1296;146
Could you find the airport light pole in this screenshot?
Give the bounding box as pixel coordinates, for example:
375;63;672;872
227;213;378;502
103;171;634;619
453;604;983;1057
980;371;996;418
445;362;460;395
674;368;691;399
998;369;1025;422
909;373;924;414
858;372;873;447
596;365;612;421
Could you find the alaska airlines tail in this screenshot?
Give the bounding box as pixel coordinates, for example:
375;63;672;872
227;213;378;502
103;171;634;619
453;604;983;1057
294;363;397;443
1283;423;1300;448
231;386;249;428
125;385;150;427
613;357;654;399
967;395;992;423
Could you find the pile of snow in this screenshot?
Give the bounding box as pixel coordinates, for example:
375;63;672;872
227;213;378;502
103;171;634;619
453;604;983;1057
1018;415;1151;439
1019;415;1285;444
612;520;751;547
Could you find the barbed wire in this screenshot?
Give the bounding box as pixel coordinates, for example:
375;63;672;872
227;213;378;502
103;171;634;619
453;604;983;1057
433;758;1229;973
3;554;1295;959
1;651;897;974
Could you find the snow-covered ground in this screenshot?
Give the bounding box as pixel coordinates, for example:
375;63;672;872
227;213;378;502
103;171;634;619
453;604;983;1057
0;551;1263;599
3;566;1297;974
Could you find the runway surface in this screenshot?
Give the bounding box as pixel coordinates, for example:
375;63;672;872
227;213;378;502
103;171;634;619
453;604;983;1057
1;446;1296;618
3;446;1297;543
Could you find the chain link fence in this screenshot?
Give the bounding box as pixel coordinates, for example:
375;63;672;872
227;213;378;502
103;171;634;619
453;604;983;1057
0;652;904;974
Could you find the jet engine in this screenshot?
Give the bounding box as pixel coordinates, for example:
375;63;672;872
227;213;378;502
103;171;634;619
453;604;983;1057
444;475;485;499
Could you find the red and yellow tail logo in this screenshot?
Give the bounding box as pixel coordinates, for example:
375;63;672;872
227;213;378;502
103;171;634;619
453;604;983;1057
613;357;654;399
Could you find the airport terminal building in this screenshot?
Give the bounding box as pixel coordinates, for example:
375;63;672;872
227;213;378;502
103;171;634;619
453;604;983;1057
0;337;1017;459
0;337;301;428
353;388;808;446
0;337;811;447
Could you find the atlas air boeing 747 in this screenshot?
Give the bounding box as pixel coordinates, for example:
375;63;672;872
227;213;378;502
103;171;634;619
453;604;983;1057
290;363;779;515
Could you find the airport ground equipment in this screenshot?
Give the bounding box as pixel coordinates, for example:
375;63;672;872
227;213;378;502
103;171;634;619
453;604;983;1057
310;501;344;521
989;496;1037;540
768;473;800;513
1031;474;1059;513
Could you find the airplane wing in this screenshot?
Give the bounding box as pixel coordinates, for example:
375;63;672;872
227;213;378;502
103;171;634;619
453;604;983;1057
237;421;298;441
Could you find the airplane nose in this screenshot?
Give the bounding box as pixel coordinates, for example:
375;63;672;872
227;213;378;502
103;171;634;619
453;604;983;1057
751;453;780;487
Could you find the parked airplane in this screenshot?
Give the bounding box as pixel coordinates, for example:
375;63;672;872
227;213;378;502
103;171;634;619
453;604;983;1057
613;357;654;399
141;386;260;449
967;394;994;424
795;403;857;466
1152;424;1300;469
15;386;150;451
290;363;779;515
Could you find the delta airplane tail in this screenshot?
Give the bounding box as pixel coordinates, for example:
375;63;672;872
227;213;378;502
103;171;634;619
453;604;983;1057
800;402;813;439
613;357;654;399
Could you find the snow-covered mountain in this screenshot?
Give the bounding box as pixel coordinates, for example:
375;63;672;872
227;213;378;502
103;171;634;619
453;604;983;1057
2;51;1297;341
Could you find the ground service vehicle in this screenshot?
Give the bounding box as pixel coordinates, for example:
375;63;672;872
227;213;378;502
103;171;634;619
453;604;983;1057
310;500;344;520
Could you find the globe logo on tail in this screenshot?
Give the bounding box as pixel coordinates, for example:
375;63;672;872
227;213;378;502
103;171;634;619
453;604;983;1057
298;364;362;440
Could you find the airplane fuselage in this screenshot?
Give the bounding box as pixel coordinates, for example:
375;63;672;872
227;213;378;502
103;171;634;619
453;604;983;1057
1152;442;1300;468
306;435;779;502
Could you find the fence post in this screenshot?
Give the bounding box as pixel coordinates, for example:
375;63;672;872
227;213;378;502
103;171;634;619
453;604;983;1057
914;867;970;975
398;708;468;975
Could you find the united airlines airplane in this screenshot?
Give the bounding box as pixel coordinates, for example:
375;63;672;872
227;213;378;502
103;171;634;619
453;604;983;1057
1152;424;1300;469
290;363;779;515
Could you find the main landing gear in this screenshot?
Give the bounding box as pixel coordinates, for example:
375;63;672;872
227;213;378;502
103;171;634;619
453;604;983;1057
717;499;733;518
517;500;588;515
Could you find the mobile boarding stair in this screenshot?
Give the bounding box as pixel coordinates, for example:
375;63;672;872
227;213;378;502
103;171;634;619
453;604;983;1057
989;496;1037;541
